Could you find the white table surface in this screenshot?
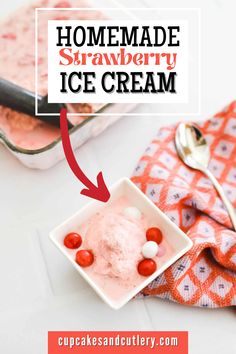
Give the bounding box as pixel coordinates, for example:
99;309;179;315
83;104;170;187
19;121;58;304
0;0;235;353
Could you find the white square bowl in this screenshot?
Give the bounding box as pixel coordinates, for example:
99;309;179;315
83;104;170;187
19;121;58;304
50;177;192;309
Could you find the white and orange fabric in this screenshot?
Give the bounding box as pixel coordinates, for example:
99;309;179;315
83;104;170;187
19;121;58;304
132;101;236;307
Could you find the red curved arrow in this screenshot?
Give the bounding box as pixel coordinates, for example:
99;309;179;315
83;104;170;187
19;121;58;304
60;108;110;203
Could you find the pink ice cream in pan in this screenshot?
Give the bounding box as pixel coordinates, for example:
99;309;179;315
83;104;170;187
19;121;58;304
50;178;192;309
0;0;104;150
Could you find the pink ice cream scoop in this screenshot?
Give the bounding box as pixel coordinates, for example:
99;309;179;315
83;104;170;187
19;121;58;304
83;211;145;281
60;195;175;302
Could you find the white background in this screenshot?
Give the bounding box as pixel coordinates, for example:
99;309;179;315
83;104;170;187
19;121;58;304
0;0;235;353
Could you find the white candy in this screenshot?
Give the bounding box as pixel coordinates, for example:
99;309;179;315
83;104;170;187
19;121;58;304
142;241;159;259
123;207;142;220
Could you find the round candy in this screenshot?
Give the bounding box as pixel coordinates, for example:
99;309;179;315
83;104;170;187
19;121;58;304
141;241;159;259
138;259;157;276
75;250;94;267
146;227;163;244
123;207;142;220
64;232;82;249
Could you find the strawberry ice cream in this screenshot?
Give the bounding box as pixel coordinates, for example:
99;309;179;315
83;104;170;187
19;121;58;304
71;197;174;301
83;210;146;282
0;0;104;150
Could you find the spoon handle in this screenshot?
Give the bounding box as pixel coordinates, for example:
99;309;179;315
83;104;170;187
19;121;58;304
204;168;236;230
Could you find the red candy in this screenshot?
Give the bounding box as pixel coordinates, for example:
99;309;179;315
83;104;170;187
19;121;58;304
64;232;82;249
76;250;94;267
138;259;157;276
146;227;163;244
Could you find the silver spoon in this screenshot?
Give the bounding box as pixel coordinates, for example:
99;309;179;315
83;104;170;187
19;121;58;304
175;123;236;230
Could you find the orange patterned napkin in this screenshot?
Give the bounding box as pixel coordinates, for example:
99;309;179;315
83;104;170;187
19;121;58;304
132;101;236;307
